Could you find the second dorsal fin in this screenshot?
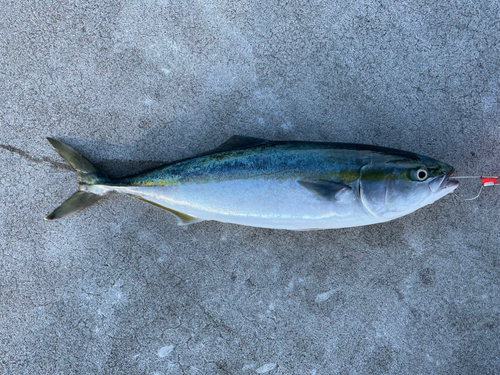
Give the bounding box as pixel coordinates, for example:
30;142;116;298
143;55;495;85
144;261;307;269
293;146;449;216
199;135;268;156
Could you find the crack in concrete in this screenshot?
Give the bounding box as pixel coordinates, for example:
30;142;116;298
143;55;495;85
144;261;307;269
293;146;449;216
0;144;73;171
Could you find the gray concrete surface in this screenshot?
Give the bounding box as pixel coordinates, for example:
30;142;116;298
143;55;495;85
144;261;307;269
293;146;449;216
1;1;499;374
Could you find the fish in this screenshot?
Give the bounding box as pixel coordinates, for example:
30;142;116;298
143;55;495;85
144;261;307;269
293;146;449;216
45;136;459;230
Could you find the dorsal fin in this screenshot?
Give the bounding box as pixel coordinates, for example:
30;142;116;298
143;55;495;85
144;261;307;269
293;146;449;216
131;196;203;225
298;179;351;201
198;135;268;157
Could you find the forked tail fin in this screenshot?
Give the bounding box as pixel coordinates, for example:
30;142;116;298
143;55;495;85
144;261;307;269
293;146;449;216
45;138;109;220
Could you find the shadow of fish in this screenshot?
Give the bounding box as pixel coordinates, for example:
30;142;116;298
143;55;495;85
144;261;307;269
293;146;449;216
45;136;458;230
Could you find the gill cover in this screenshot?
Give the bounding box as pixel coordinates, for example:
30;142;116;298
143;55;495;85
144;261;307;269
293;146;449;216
359;163;392;220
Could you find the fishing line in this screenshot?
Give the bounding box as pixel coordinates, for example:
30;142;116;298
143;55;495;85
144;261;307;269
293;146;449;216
453;175;498;180
452;174;498;200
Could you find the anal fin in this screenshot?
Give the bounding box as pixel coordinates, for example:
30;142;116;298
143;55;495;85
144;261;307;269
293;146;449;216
163;207;202;225
132;196;203;225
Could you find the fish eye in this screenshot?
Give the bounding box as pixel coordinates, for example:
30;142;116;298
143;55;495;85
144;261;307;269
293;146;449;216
416;168;428;181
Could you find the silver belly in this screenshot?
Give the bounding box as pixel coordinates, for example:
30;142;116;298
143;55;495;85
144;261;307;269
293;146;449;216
101;179;384;230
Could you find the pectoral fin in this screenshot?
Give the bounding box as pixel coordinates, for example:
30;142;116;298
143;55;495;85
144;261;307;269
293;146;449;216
298;179;351;201
132;196;203;225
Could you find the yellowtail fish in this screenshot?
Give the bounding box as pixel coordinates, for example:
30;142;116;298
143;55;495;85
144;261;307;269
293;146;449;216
45;136;458;230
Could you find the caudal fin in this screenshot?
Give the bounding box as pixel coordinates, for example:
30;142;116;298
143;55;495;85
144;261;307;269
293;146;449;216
45;191;102;220
45;138;109;220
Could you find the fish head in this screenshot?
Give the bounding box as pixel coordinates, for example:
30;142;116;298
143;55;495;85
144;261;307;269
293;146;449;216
359;152;459;220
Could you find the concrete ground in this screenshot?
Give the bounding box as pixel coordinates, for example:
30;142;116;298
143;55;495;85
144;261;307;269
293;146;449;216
1;1;499;374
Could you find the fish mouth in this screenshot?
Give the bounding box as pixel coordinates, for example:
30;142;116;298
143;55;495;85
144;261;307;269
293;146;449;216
429;169;459;193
